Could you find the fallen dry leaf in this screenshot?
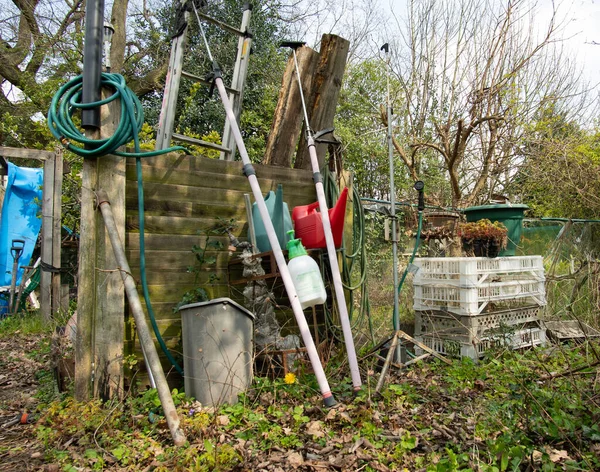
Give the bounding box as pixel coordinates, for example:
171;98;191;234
306;420;325;438
217;415;229;426
287;451;304;468
547;448;571;463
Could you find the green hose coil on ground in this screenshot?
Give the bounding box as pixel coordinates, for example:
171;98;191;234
48;72;186;375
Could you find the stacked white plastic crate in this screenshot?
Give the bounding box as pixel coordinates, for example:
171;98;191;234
412;256;547;359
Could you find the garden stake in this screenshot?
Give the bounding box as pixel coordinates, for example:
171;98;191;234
193;4;336;406
375;331;398;395
280;40;362;392
96;189;186;446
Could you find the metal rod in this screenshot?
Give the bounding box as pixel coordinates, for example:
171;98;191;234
288;46;362;392
383;44;400;337
96;190;186;446
81;0;105;129
194;9;245;37
244;194;258;251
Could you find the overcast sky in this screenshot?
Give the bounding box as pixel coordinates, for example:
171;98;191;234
555;0;600;85
378;0;600;85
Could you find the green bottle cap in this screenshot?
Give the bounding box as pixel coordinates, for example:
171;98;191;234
286;230;308;259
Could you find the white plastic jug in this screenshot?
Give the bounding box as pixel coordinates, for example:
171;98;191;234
286;231;327;310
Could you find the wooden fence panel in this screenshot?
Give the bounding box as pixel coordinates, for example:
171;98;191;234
125;154;319;383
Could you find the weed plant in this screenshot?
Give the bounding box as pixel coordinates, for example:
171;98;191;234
4;310;600;470
25;340;600;471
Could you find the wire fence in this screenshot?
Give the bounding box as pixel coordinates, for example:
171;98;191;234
362;210;600;347
523;219;600;331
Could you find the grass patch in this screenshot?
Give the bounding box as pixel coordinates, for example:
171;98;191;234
0;309;71;338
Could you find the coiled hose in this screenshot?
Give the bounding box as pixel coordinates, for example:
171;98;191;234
322;166;374;344
48;73;186;375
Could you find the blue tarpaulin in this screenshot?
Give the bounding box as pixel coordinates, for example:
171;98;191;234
0;162;43;299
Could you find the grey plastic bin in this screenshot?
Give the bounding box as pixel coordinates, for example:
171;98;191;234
179;297;255;406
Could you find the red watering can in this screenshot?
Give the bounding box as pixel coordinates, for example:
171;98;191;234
291;187;349;249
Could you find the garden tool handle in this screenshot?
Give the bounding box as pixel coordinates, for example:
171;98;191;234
10;240;25;260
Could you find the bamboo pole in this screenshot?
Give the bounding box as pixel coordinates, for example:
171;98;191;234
96;189;186;446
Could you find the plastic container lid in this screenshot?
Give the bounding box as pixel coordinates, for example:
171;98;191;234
463;204;529;212
178;297;255;320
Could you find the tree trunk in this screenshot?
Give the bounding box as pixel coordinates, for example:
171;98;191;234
294;35;349;170
263;46;318;167
110;0;128;73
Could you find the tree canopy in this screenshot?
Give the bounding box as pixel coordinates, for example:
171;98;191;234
0;0;597;218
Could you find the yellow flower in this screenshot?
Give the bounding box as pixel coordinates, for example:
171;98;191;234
284;372;297;384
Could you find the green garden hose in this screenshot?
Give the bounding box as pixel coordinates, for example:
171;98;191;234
48;72;186;375
395;209;423;330
322;166;374;344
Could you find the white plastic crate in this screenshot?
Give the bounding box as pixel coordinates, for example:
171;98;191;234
415;305;541;339
414;324;546;360
413;256;545;288
413;278;546;315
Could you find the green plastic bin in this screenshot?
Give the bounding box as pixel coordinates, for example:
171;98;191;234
463;204;528;256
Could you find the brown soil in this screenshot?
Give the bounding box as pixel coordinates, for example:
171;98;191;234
0;335;50;471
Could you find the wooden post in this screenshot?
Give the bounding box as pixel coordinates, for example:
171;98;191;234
263;46;319;167
294;35;350;170
75;89;125;402
40;148;64;322
40;152;56;322
52;148;64;315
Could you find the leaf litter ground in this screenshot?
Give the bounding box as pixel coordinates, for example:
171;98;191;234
1;329;600;471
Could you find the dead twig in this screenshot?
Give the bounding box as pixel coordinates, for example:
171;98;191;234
539;360;600;381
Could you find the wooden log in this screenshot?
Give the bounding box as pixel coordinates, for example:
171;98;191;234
263;45;319;167
294;35;350;170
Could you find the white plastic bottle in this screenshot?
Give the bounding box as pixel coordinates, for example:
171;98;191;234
286;231;327;310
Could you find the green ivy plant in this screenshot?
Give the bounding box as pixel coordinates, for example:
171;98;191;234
173;218;237;313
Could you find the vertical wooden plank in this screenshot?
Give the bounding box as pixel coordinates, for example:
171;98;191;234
61;284;70;313
294;35;350;170
75;88;124;402
40;152;55;322
51;148;64;315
